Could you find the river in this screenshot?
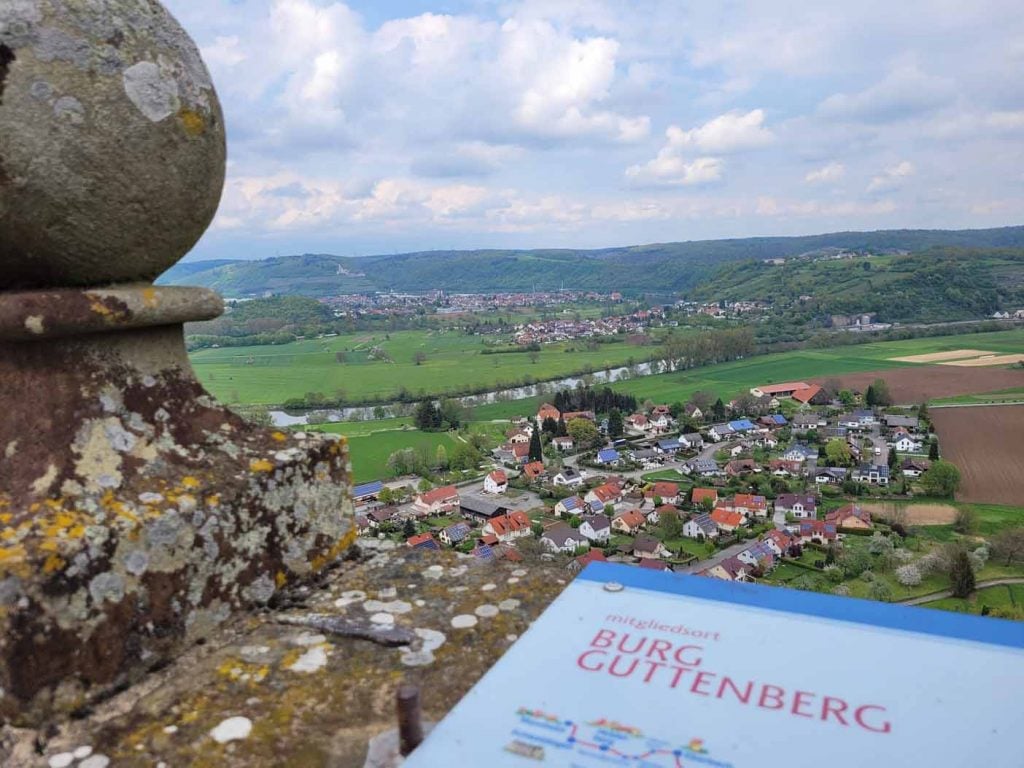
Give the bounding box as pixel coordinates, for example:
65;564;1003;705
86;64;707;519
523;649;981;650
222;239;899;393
269;358;677;427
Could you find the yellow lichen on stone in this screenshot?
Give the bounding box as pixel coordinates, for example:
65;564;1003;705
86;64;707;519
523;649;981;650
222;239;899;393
275;570;287;588
249;458;274;473
178;108;206;137
182;476;201;489
271;432;288;442
310;527;357;572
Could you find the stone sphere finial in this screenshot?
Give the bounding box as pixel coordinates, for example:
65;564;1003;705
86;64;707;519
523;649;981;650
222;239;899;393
0;0;226;290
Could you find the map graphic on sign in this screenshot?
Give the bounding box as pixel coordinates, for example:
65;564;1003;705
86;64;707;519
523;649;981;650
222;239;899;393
405;562;1024;767
504;707;732;767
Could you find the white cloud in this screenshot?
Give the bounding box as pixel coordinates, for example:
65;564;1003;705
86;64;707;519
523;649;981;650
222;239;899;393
626;153;723;187
805;162;846;184
868;161;914;192
756;196;898;217
201;36;246;68
818;65;954;122
625;110;772;186
667;109;775;153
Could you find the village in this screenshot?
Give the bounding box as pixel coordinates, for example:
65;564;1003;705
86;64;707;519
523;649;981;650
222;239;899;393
347;376;965;595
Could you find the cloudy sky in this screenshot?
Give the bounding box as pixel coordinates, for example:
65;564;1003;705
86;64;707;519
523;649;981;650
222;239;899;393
164;0;1024;261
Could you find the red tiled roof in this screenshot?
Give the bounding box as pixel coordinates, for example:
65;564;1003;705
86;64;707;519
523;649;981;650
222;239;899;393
756;381;810;395
615;509;646;529
590;483;622;503
418;485;458;505
792;384;824;404
692;488;719;505
710;508;744;528
733;493;767;510
538;404;561;420
646;482;679;498
523;461;545;478
488;469;508;484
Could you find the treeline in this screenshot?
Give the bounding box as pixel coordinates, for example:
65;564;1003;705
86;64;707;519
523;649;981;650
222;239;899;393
412;399;468;432
552;386;637;415
660;326;756;368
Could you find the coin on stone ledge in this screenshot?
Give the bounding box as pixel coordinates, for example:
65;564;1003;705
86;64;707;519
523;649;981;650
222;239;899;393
0;0;226;289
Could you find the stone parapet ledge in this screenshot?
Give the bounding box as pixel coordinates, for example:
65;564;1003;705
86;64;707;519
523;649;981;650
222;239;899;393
0;544;571;767
0;285;223;341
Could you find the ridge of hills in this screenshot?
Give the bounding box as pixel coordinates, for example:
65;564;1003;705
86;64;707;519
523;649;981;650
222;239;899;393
161;227;1024;318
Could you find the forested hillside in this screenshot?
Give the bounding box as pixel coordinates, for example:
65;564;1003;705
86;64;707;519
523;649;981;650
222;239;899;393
691;247;1024;323
161;226;1024;297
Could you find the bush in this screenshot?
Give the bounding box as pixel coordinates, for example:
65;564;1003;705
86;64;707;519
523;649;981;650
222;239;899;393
832;584;850;597
869;581;893;602
860;570;875;583
895;564;922;586
824;565;844;584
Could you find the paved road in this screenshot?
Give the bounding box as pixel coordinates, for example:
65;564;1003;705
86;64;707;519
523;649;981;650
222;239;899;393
678;540;751;575
560;439;739;485
899;578;1024;606
866;425;888;466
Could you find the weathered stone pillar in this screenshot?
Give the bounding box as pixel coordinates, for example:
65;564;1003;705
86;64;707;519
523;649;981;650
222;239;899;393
0;0;354;725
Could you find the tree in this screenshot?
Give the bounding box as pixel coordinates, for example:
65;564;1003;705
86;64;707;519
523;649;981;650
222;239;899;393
949;548;976;598
822;378;843;399
991;528;1024;566
335;351;347;364
528;350;540;364
541;416;559;436
690;391;713;412
402;518;417;538
918;402;930;424
888;446;899;470
528;428;543;462
921;460;960;498
567;418;599;449
928;438;940;460
418;478;433;493
607;408;624;438
449;442;482;472
414;400;441;431
865;384;877;407
378;487;394;505
825;438;852;467
712;398;727;420
413;351;427;366
439;399;466;430
871;378;892;406
435;445;449;471
953;506;976;534
658;509;682;540
838;390;855;406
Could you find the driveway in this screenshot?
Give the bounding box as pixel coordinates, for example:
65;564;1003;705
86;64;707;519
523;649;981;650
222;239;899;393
678;539;751;574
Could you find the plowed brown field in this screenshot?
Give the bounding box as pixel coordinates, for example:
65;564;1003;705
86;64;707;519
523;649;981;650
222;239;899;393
811;366;1024;403
930;405;1024;506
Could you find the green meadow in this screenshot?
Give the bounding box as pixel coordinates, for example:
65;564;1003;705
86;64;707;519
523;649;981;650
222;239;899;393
470;328;1024;420
189;327;669;405
311;421;460;482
